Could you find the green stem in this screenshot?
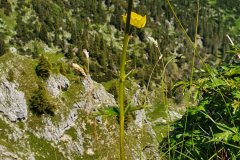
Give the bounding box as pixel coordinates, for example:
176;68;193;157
119;0;133;159
190;0;199;86
119;34;129;160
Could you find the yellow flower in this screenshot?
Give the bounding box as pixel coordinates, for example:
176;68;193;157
122;12;146;28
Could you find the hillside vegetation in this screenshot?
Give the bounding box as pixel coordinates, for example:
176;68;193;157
0;0;239;159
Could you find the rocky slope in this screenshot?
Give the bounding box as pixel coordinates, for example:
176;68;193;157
0;52;174;159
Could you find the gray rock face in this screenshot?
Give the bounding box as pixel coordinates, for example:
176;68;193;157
135;109;145;128
73;76;117;112
0;79;28;121
40;109;78;141
46;74;69;97
168;110;182;121
36;76;116;143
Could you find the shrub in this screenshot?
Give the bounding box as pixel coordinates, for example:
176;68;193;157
29;83;55;116
35;55;52;80
0;39;7;56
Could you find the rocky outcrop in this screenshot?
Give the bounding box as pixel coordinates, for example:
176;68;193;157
0;79;28;121
46;74;69;97
35;76;116;143
73;75;117;112
40;109;78;141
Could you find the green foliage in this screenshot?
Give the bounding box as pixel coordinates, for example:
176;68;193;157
0;0;12;16
32;42;41;59
29;83;55;116
10;0;237;86
64;51;74;59
35;55;52;80
0;38;7;56
110;2;123;30
59;62;67;76
162;54;240;159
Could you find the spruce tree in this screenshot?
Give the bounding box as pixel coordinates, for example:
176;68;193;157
35;55;52;80
29;83;55;115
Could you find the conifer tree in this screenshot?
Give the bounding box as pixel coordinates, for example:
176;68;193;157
0;39;7;56
29;83;55;115
35;55;52;80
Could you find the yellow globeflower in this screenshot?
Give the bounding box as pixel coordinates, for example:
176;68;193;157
122;12;146;28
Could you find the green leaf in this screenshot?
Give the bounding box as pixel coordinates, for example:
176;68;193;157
209;131;233;142
193;89;199;102
232;100;240;114
200;111;237;133
189;101;207;115
128;105;145;112
225;66;240;76
232;91;240;99
172;81;189;91
176;134;182;139
232;134;240;142
124;104;131;114
210;77;226;88
95;106;119;117
205;64;217;77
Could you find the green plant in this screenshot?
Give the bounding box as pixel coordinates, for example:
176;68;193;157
162;59;240;159
0;0;12;16
0;38;7;56
32;41;41;59
29;83;55;116
159;1;240;159
35;55;52;80
118;1;146;159
59;62;67;76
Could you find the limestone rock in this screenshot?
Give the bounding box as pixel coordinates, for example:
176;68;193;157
73;75;116;112
0;79;28;121
46;74;69;97
36;76;116;142
40;108;78;141
152;117;167;125
168;110;182;122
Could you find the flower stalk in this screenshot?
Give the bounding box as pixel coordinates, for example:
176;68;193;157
119;0;133;159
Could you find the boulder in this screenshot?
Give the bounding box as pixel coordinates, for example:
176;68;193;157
0;79;27;121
